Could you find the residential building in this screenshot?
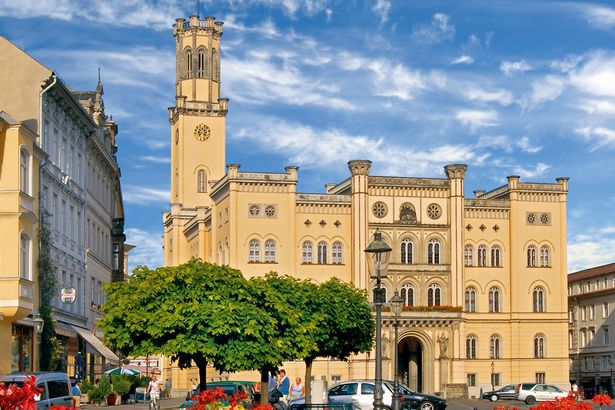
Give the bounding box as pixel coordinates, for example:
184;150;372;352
568;263;615;397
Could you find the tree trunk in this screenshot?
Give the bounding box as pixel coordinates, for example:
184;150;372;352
304;357;314;404
193;354;208;393
260;367;269;405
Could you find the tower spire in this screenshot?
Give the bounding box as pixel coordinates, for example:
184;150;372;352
195;0;200;17
97;67;101;82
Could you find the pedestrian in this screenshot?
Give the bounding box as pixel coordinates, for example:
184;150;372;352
289;377;305;410
277;369;290;404
268;371;278;393
147;375;161;400
164;378;172;398
71;383;82;408
571;382;579;401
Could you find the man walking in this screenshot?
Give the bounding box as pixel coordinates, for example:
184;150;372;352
164;379;172;399
277;369;290;404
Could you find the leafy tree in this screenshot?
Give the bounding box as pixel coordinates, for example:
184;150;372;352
100;260;278;389
303;278;375;403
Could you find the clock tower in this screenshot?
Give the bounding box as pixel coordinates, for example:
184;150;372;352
169;13;228;209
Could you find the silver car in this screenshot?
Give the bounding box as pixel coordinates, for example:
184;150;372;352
516;383;568;404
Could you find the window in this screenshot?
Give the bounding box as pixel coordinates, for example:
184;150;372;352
372;202;387;218
604;327;609;345
581;307;587;321
604;303;609;318
400;239;413;264
478;245;487;267
248;239;260;262
533;286;545;312
302;241;313;263
20;148;30;194
464;245;473;266
265;205;276;217
488;287;501;313
318;241;328;264
465;287;477;312
332;241;343;264
47;380;69;399
427;239;440;264
426;203;442;219
249;205;260;217
197;47;205;78
20;233;30;280
467;374;476;387
264;240;276;262
540;246;550;267
590;305;595;320
534;334;545;358
569;331;574;349
197;170;207;193
428;283;441;307
361;383;375;394
466;335;477;359
527;246;537;267
491;246;501;267
490;335;502;359
185;47;192;77
400;284;414;306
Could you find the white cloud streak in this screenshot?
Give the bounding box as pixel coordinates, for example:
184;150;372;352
575;126;615;151
451;55;474;65
583;5;615;30
125;227;164;272
372;0;391;25
411;13;455;44
499;60;532;76
455;110;499;132
123;185;169;205
569;226;615;272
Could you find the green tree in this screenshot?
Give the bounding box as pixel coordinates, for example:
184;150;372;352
38;212;58;371
100;260;278;389
303;278;375;403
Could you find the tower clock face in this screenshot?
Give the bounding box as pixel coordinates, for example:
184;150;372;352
194;123;211;141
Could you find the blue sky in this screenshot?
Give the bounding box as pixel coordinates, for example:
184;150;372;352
1;0;614;273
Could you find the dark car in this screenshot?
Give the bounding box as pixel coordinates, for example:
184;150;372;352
0;372;73;410
181;381;258;409
481;384;518;402
389;382;447;410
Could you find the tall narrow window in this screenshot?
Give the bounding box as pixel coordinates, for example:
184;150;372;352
465;287;477;312
332;241;343;264
534;334;546;358
401;239;413;264
248;239;260;262
197;170;207;193
533;286;545;312
491;245;501;267
540;246;551;267
464;245;473;266
20;148;30;194
490;335;502;359
264;239;276;262
428;283;441;307
20;233;30;280
527;245;537;267
302;241;313;263
428;239;440;264
401;284;414;307
489;287;501;313
318;241;328;264
478;245;487;267
466;335;477;359
197;47;205;78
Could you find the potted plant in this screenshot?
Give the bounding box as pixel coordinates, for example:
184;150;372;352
88;387;106;406
112;376;132;405
80;380;94;404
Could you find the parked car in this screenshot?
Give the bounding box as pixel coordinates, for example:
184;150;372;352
516;383;568;404
0;372;73;409
181;381;258;409
481;384;518;401
327;380;446;410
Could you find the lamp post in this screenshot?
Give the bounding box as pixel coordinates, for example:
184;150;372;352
490;361;495;391
33;313;44;370
390;291;404;410
365;230;392;410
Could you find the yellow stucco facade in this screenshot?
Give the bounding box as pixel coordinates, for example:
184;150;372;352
0;111;43;375
162;14;570;398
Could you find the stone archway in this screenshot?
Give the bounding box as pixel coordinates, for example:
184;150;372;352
396;332;435;393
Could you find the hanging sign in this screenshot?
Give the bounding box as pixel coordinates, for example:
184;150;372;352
61;288;76;303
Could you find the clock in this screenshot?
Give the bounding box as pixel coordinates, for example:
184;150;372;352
194;123;211;141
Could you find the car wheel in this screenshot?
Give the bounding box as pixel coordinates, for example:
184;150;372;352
490;395;498;402
525;396;536;405
419;401;435;410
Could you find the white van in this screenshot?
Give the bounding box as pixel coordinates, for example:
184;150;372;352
0;372;73;409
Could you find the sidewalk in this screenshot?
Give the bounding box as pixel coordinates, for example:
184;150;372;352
82;397;185;410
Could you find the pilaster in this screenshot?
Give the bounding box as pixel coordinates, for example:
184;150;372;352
444;164;467;307
349;160;371;289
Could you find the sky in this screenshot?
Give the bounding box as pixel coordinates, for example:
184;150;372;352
1;0;614;273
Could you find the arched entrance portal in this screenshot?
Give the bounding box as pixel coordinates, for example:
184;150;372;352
399;336;423;392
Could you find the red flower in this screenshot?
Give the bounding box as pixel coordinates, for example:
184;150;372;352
0;376;42;410
593;394;612;407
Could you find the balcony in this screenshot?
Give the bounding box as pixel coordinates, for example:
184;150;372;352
0;277;34;319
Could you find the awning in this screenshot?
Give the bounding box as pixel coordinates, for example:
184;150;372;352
71;325;119;365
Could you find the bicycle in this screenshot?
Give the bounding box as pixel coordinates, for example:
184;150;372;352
149;391;160;410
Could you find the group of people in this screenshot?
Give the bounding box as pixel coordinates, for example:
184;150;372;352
269;369;305;409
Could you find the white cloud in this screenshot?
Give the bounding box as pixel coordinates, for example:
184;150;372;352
584;5;615;30
477;135;541;154
125;227;163;272
138;156;171;164
577;98;615;114
569;51;615;97
550;55;582;73
411;13;455;44
499;60;532;77
512;162;550;179
569;226;615;272
455;110;499;132
123;185;169;205
373;0;391;25
530;75;566;106
451;55;474;65
575;126;615;151
462;86;514;106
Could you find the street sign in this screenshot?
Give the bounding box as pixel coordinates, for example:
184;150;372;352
61;288;76;303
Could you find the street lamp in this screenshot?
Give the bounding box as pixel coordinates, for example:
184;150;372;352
33;313;44;370
390;290;404;410
490;361;495;391
365;230;392;410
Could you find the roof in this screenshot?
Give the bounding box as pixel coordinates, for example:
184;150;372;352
568;262;615;282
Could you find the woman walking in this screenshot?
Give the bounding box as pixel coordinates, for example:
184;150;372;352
289;377;305;410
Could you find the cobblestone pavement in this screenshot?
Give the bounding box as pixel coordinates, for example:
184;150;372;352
81;397;185;410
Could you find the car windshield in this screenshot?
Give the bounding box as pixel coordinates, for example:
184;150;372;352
384;382;413;395
0;381;24;387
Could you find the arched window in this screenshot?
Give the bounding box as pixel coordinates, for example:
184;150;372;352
20;233;30;280
428;239;440;264
533;286;546;312
490;335;502;359
197;170;207;193
465;287;477;312
185;47;193;78
332;241;343;264
489;287;501;313
218;242;223;265
224;240;229;265
20;148;30;195
534;334;546;358
428;283;441;307
400;239;413;264
478;245;487;267
491;245;501;267
197;47;206;78
540;246;551;267
466;335;477;359
317;241;328;264
400;284;414;307
464;245;473;266
248;239;260;262
302;241;313;263
527;245;537;267
212;49;220;81
264;239;276;262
